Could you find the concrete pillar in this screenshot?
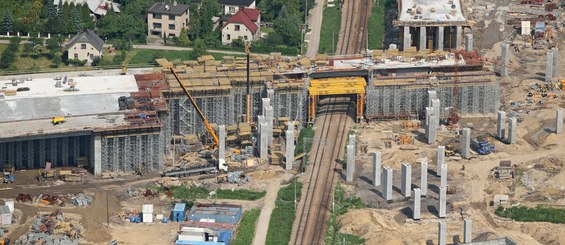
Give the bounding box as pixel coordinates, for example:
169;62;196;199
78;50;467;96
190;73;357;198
501;43;509;77
425;106;433;127
413;188;421;220
552;47;559;77
419;27;427;51
436;146;445;176
464;33;473;52
546;50;554;82
259;121;269;160
556;108;563;134
497;111;506;139
261;98;270;115
428;90;437;107
48;33;51;38
420;158;428;196
439;186;447;218
16;32;19;37
382;167;393;201
401;162;412;197
432;99;441;128
426;115;437;144
346;144;355;181
464;218;472;243
403;26;411;51
440;164;447;188
38;32;40;38
265;105;274;146
461;128;471;159
218;125;226;160
6;32;9;37
508;117;517;144
455;26;463;50
93;136;102;176
372;151;381;186
286;123;295;170
438;221;447;245
437;27;444;51
27;33;30;38
348;134;356;151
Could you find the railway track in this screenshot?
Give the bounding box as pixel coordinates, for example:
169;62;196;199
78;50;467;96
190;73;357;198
336;0;372;55
290;97;352;245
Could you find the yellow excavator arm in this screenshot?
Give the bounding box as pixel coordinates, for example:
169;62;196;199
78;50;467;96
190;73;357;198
170;68;219;149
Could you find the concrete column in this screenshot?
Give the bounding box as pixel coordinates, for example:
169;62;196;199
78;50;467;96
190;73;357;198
497;111;506;139
401;162;412;197
440;164;447;188
372;151;382;186
93;136;102;176
16;32;19;37
426;115;437;144
425;106;433;127
38;32;40;38
259;121;269;160
508;117;517;144
428;90;437;107
285;123;295;170
346;144;355;181
432;99;441;128
6;32;9;37
413;188;421;220
348;134;356;151
265;105;274;146
546;50;555;82
419;27;427;51
461;128;471;159
464;218;472;243
218;125;226;160
403;26;411;51
464;33;473;52
556;108;563;134
439;186;447;218
501;43;509;77
437;27;444;51
261;98;270;115
455;26;463;50
48;33;51;38
420;158;428;196
382;167;393;201
438;221;447;245
552;47;559;77
437;146;445;176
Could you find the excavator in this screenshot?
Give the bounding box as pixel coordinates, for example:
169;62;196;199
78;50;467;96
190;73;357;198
169;68;227;171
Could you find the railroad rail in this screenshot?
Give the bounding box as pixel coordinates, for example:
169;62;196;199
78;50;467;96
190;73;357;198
291;96;352;245
337;0;372;55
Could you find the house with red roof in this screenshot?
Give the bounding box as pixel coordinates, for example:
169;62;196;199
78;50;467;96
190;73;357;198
221;8;261;45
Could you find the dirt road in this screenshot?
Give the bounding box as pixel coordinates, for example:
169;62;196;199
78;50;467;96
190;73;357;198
252;180;281;245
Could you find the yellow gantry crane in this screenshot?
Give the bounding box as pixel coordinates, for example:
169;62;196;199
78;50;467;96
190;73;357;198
170;68;219;149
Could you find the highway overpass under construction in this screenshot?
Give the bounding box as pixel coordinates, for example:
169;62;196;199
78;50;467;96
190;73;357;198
0;50;499;174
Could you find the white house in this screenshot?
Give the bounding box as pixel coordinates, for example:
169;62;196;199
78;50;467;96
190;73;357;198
147;2;190;38
219;0;256;15
53;0;121;16
66;29;104;64
221;8;260;45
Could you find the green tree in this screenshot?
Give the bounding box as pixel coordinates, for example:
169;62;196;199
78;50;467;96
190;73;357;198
51;51;62;67
178;28;190;47
191;38;207;58
69;7;82;33
46;36;63;54
29;0;43;26
1;10;13;33
0;37;21;69
273;6;301;47
188;4;202;39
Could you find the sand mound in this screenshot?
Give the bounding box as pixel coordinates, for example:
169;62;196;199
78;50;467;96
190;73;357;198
337;209;405;244
485;182;510;195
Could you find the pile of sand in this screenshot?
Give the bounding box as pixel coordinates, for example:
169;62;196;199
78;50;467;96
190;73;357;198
502;221;565;245
337;209;405;244
485;182;510;195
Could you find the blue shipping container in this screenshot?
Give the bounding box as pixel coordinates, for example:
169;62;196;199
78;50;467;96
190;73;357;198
173;203;187;222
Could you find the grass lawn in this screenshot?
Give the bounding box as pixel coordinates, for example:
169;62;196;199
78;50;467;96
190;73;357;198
495;206;565;224
232;208;261;245
0;44;8;53
170;185;266;201
368;0;386;50
266;179;302;245
128;49;245;65
325;184;366;245
318;5;342;54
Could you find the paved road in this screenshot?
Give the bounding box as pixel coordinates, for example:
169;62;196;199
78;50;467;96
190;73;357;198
305;0;326;57
252;180;282;245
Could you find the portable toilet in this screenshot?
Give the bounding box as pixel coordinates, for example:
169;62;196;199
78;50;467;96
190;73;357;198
172;203;186;222
1;206;11;225
142;204;153;223
4;199;14;213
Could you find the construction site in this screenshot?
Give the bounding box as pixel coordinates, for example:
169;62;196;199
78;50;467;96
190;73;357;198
0;0;564;243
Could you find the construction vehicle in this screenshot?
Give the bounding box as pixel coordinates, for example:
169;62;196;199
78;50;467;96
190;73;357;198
2;164;14;184
445;145;456;157
471;136;495;155
52;116;65;125
169;68;219;150
58;169;81;182
37;162;56;181
0;238;11;245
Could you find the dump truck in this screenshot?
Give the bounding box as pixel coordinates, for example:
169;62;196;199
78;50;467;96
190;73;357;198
52;116;65;125
471;136;495;155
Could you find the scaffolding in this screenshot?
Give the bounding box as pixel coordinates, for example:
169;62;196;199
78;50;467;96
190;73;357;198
100;133;162;173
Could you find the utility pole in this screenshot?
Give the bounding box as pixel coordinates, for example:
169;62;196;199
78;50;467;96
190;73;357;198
246;50;250;123
294;177;297;210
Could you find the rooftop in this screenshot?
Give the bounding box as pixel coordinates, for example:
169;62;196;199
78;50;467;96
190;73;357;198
148;2;190;16
222;8;260;34
0;75;138;122
219;0;255;6
66;30;105;52
397;0;466;24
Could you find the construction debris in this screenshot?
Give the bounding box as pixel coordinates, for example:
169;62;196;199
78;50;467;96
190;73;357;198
15;210;83;245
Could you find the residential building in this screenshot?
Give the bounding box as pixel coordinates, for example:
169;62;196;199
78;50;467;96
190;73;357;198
221;8;260;45
219;0;256;15
53;0;121;16
147;2;190;38
66;29;104;64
